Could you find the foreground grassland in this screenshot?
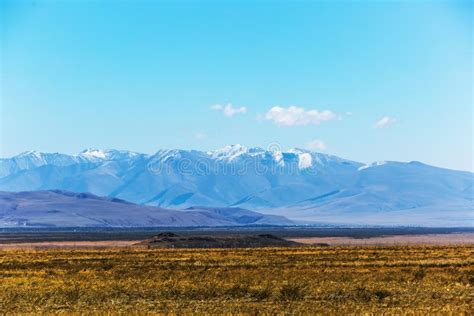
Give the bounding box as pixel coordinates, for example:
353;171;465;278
0;246;473;313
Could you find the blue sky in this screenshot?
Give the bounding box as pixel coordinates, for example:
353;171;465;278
1;0;472;171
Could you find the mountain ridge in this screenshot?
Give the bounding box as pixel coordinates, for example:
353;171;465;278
0;145;472;226
0;190;294;228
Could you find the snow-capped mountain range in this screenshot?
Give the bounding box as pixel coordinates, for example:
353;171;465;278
0;145;472;226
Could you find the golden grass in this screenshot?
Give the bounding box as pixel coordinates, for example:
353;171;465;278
0;246;473;313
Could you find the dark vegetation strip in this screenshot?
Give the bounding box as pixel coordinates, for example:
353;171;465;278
1;227;473;243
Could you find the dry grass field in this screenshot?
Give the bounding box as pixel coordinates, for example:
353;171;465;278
0;246;473;313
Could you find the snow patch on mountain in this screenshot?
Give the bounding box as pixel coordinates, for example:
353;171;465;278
358;161;387;171
80;148;107;159
272;151;285;166
298;153;313;169
209;144;267;161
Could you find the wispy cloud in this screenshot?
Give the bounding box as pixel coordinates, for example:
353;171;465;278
194;132;207;140
211;103;247;117
374;116;396;129
306;139;326;151
264;106;336;126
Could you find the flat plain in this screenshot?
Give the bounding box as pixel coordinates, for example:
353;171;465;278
290;232;474;246
1;245;473;313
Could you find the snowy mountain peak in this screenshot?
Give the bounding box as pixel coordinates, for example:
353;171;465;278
209;144;269;161
14;150;45;162
210;144;249;160
17;150;41;157
151;149;184;162
79;148;142;161
80;148;107;159
11;151;48;167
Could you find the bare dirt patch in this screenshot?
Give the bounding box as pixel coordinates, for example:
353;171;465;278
288;233;474;246
0;240;138;250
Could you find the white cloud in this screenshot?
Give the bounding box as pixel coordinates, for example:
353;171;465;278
194;132;207;140
306;139;326;151
374;116;396;129
211;103;247;117
264;106;336;126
